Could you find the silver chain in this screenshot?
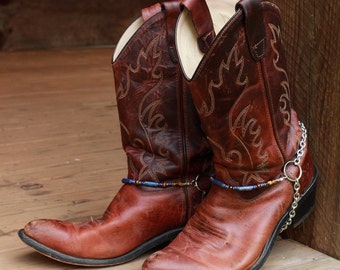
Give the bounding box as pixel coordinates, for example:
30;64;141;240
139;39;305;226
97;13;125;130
280;121;307;233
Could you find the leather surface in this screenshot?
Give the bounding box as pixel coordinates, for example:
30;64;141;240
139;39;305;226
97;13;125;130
143;182;293;270
24;184;203;259
113;3;211;184
143;1;316;269
143;134;315;270
189;1;297;187
142;3;162;22
23;1;214;261
236;0;266;61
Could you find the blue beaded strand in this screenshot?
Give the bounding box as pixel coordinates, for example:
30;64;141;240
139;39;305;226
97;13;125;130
210;177;284;191
122;176;284;191
122;178;192;188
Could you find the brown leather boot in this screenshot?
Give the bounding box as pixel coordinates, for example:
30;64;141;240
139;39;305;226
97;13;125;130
143;0;317;269
18;1;215;266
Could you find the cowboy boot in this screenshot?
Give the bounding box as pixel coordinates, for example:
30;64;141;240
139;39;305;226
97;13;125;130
18;1;215;266
143;0;318;269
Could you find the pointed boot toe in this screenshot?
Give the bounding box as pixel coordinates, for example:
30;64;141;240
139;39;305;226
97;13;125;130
19;184;207;266
19;219;84;264
23;219;71;242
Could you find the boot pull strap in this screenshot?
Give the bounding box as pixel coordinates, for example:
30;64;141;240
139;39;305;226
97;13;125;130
236;0;266;61
181;0;216;53
141;2;181;63
142;3;162;22
162;1;182;63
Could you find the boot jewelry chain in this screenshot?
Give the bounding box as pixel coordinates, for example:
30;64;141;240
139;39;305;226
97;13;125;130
280;121;307;232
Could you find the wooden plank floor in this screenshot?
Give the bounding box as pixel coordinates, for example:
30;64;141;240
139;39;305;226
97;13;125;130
0;48;339;270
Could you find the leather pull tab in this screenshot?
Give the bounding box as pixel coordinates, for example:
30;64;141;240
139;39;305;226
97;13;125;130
181;0;216;53
141;2;181;63
162;1;182;63
236;0;266;61
142;3;162;22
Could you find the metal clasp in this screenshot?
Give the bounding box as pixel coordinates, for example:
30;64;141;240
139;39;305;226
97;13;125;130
191;175;204;192
283;160;303;182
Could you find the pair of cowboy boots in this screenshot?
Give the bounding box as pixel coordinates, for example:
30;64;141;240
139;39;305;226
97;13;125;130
19;0;317;269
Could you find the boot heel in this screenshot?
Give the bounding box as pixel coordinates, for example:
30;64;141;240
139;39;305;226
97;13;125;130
292;166;318;228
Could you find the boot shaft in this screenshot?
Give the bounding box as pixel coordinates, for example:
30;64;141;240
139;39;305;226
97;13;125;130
188;0;300;186
112;2;212;182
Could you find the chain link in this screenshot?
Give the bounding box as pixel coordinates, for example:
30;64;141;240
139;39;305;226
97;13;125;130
280;121;307;233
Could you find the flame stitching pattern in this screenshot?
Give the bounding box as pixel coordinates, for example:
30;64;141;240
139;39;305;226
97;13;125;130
206;42;269;185
269;23;291;126
117;36;162;100
210;105;269;185
199;43;248;117
136;79;169;180
230;105;269;169
119;35;169;181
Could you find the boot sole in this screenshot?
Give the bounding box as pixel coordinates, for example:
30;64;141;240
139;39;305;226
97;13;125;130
18;227;182;266
250;166;318;270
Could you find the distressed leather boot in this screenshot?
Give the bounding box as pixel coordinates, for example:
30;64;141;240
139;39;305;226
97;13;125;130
143;0;317;269
18;1;215;266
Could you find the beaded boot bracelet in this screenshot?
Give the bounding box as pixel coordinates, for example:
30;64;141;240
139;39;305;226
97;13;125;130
121;174;205;192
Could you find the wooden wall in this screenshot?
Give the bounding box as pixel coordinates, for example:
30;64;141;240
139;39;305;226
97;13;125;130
271;0;339;260
0;0;339;260
0;0;156;51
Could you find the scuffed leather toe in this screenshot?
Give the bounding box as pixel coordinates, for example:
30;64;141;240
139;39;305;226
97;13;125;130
23;219;81;256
